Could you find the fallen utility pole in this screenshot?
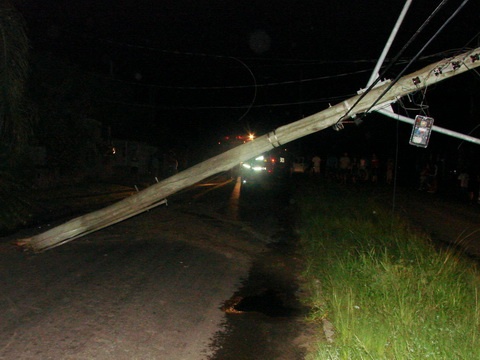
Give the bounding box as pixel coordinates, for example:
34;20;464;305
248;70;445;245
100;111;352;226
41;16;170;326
18;47;480;252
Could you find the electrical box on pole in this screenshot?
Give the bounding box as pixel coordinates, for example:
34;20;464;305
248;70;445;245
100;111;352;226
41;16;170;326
409;115;434;148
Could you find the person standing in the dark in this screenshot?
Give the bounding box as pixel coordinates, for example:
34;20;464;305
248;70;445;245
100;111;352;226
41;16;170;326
427;160;438;193
165;150;178;177
386;158;394;185
311;155;321;175
468;169;480;205
338;152;351;184
370;153;380;184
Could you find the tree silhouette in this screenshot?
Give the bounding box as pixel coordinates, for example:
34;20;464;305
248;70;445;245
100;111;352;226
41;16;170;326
0;0;33;235
0;0;30;147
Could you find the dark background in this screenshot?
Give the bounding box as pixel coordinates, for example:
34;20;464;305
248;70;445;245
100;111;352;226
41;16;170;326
13;0;480;171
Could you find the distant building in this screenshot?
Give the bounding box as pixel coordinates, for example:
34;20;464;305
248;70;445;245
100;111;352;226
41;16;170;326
110;139;158;176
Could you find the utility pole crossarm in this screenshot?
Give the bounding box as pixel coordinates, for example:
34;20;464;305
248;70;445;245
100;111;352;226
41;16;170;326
18;47;480;252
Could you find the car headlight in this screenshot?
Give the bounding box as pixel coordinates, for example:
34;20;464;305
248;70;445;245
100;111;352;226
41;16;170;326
252;166;267;171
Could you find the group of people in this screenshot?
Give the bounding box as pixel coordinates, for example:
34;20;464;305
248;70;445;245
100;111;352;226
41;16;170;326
307;151;480;205
308;152;392;185
417;157;480;204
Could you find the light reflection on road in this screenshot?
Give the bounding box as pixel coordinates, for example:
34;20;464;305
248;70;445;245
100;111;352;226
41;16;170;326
226;177;242;221
191;175;233;200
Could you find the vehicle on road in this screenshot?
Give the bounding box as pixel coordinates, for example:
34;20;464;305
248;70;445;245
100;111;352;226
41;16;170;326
240;154;274;189
240;150;292;191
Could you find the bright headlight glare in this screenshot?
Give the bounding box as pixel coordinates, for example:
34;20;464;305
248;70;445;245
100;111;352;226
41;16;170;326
252;166;266;171
242;163;251;169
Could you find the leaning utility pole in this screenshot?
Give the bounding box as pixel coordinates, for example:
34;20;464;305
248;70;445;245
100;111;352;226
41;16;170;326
18;47;480;252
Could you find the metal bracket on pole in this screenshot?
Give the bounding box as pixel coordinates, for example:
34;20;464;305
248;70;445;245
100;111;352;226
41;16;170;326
332;100;356;131
267;130;282;148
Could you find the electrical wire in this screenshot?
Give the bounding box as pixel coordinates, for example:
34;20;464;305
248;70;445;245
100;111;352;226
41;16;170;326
362;0;470;116
72;28;473;68
229;56;257;123
58;3;475;115
97;36;382;67
397;94;430;113
81;32;469;92
457;124;480;150
101;92;354;110
390;107;401;227
335;0;452;124
96;67;373;90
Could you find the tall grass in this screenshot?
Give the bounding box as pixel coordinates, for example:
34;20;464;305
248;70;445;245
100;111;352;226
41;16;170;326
298;181;480;359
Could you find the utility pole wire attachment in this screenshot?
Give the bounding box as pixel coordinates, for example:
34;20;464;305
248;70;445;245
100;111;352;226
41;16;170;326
363;0;471;115
336;0;464;125
267;130;282;148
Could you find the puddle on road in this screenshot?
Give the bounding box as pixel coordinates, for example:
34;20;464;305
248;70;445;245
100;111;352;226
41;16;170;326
223;289;299;318
209;233;311;360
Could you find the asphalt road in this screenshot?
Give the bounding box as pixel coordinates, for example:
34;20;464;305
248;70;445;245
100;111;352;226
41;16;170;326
0;176;310;360
1;205;256;359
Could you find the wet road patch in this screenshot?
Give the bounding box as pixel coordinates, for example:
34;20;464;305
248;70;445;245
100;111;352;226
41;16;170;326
223;289;300;318
209;231;312;360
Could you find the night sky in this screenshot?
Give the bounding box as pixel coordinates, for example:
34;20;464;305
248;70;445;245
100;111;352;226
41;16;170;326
14;0;480;163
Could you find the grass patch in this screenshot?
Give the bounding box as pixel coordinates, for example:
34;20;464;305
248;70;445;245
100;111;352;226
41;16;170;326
298;180;480;359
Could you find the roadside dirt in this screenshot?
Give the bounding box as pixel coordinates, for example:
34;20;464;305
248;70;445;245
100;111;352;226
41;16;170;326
375;187;480;259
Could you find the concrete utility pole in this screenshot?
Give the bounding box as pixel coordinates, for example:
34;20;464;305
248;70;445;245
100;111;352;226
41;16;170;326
18;47;480;252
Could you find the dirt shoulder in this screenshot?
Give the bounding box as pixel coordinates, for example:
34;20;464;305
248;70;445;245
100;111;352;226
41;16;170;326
371;185;480;258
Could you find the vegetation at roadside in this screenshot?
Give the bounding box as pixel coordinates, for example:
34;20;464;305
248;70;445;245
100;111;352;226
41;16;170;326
0;1;134;234
298;180;480;359
0;1;34;235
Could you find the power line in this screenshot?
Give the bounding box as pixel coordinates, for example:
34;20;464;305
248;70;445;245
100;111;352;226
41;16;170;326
90;49;465;91
97;36;382;66
96;67;374;90
101;93;355;110
228;56;256;123
336;0;452;124
363;0;470;116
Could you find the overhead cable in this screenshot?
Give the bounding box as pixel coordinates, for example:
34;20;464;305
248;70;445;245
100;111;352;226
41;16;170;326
101;93;355;110
98;67;374;90
336;0;452;124
362;0;470;116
